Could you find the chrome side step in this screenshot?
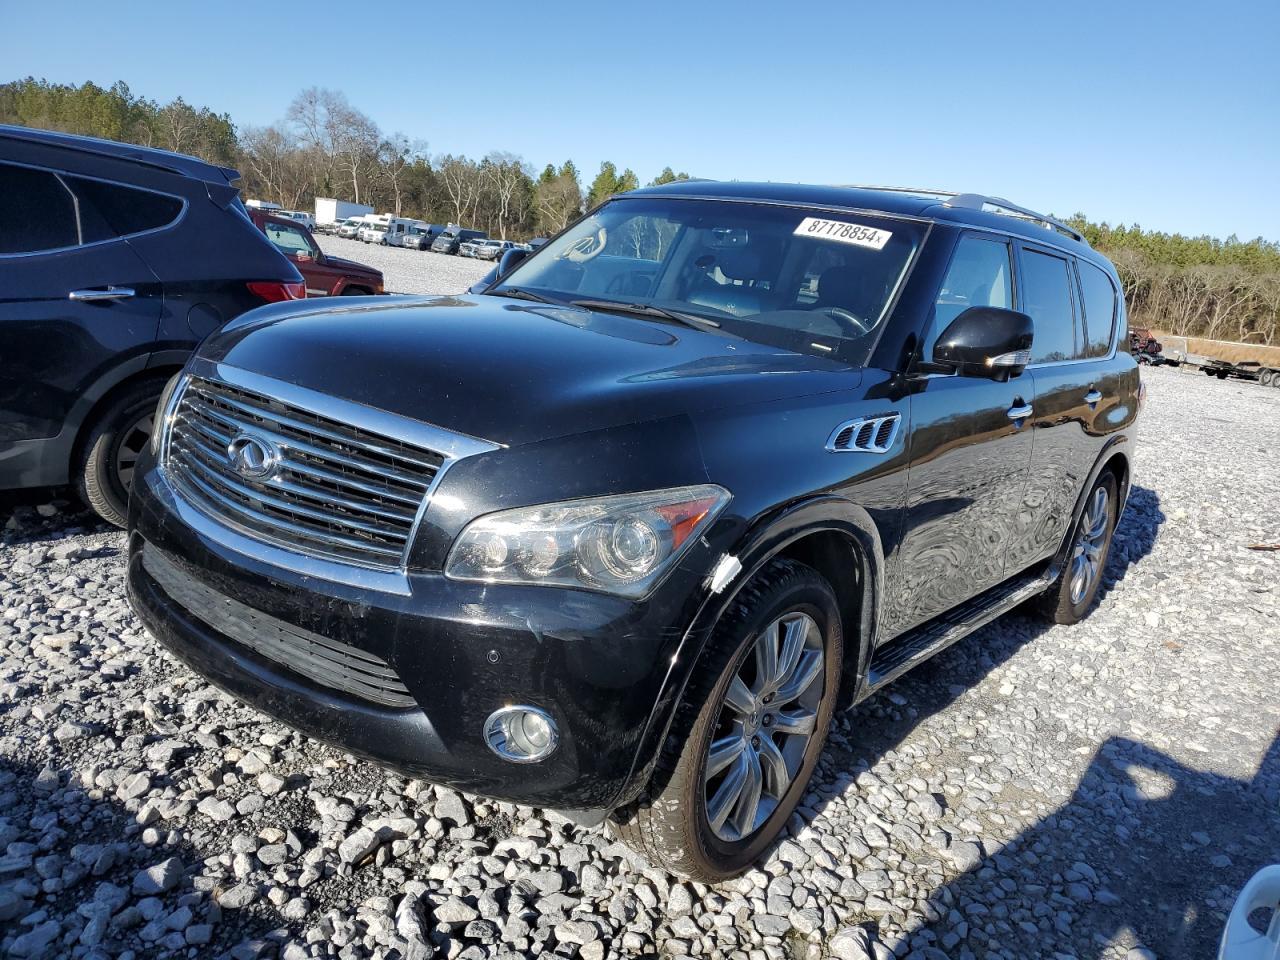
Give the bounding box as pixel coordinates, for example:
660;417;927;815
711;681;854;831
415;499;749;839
860;569;1052;699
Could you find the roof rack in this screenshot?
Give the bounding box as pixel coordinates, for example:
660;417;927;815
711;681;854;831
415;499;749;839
942;193;1086;244
841;184;1087;245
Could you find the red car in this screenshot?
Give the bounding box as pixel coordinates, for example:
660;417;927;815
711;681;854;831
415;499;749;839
247;208;384;297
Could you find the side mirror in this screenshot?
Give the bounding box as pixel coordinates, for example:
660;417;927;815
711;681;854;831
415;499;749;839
932;306;1034;379
295;252;314;262
496;246;532;279
468;268;498;294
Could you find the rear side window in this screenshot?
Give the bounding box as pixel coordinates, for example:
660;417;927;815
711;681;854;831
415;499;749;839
1077;260;1118;357
0;162;79;254
1020;249;1081;364
65;176;183;242
0;161;182;255
264;221;316;258
928;235;1014;357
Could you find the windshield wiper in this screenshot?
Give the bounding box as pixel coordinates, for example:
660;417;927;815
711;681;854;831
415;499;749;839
570;298;721;329
492;287;559;304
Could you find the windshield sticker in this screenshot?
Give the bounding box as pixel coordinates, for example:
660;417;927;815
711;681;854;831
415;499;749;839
794;217;892;250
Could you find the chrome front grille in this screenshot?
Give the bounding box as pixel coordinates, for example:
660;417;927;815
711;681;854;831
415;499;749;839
164;376;445;570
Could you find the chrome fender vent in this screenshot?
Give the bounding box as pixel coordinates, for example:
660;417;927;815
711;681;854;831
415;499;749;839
826;414;901;453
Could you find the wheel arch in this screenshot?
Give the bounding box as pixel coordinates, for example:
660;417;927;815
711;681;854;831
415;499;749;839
610;495;886;812
1048;436;1133;580
71;362;185;468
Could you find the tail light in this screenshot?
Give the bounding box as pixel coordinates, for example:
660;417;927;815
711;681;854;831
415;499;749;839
247;281;306;303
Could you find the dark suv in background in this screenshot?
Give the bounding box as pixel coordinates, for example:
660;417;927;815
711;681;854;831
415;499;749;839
127;182;1139;879
430;227;486;255
0;126;302;526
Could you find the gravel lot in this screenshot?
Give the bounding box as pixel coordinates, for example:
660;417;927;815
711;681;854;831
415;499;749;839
1;365;1277;960
315;236;493;296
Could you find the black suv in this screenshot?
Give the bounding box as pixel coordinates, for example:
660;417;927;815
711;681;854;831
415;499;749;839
430;227;486;255
0;126;303;526
126;182;1139;879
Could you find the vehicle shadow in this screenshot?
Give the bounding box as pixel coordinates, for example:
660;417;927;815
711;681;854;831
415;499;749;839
783;484;1174;952
916;732;1278;958
0;743;299;957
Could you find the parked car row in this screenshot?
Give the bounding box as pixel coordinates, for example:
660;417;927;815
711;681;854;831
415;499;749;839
317;209;541;257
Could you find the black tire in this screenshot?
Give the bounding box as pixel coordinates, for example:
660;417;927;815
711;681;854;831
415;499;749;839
611;559;843;880
1217;370;1229;379
1035;471;1119;624
77;379;166;528
341;287;371;296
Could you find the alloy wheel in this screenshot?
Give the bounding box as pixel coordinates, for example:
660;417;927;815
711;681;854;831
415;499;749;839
1069;485;1110;604
113;411;154;493
703;611;825;842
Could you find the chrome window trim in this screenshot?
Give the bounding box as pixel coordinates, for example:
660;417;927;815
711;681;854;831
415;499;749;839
0;158;189;260
1014;239;1122;369
159;359;501;593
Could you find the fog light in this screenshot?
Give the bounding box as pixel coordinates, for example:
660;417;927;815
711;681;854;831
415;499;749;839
484;705;559;763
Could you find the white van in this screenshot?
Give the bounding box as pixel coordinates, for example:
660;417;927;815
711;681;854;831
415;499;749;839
357;215;392;244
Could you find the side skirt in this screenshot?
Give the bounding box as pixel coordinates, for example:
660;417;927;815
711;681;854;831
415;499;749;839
859;563;1053;701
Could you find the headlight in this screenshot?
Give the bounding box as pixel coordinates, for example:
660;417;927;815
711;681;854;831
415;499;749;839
149;373;187;456
444;484;730;597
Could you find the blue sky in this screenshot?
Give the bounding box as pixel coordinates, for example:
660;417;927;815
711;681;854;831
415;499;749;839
6;0;1278;240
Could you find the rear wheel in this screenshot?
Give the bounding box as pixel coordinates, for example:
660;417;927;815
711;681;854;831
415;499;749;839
78;379;166;528
341;287;371;296
1036;472;1118;624
611;559;842;880
1260;369;1275;387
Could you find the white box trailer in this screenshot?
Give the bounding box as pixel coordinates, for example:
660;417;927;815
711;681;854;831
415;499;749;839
315;198;374;226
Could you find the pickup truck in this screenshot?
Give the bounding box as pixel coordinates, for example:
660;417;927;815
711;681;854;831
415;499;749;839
247;209;384;297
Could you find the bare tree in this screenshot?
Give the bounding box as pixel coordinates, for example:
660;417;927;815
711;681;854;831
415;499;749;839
239;125;310;208
379;135;425;217
436;155;483;225
482;152;530;240
287;88;381;204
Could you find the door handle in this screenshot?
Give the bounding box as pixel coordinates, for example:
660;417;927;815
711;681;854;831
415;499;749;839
1083;389;1103;407
1007;401;1033;423
69;286;136;302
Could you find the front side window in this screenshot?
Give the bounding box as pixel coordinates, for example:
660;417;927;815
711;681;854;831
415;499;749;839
1077;260;1117;357
0;162;81;254
927;235;1014;358
1020;248;1081;364
495;197;924;365
265;221;317;258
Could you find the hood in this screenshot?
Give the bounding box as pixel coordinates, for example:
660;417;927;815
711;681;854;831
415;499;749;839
198;295;861;447
321;254;382;280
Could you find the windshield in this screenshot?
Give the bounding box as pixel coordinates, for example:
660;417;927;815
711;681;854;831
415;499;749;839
494;197;924;365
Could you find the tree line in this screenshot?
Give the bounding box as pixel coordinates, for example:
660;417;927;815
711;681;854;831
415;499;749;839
0;78;689;242
1067;218;1280;345
3;77;1277;345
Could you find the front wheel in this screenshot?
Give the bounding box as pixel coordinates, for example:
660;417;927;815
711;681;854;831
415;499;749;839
611;559;842;880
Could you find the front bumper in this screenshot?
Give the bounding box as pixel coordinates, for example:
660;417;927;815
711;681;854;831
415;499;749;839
126;462;707;811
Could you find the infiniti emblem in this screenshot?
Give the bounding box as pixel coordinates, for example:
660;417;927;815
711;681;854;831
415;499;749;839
226;434;279;480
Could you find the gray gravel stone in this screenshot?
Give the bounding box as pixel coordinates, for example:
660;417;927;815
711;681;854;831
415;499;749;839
131;857;183;895
0;351;1274;960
